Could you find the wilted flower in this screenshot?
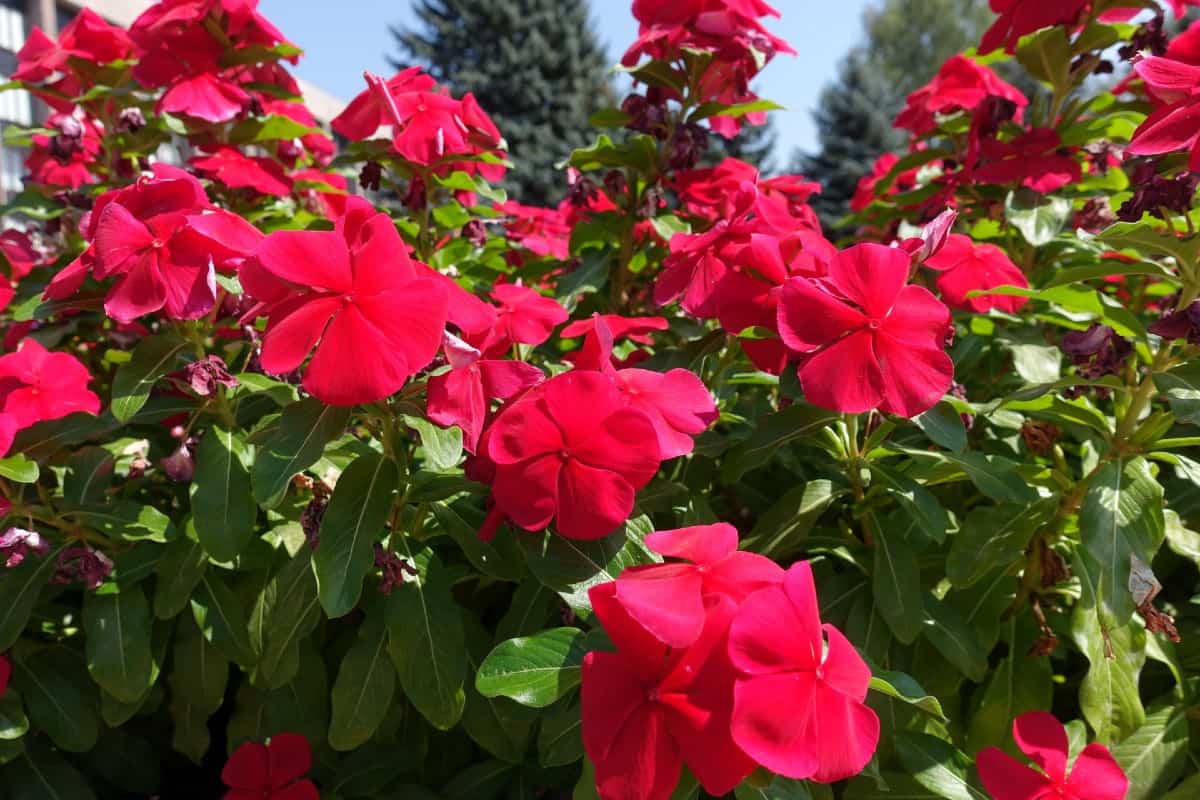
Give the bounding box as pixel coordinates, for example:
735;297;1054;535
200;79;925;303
53;547;113;590
0;527;49;568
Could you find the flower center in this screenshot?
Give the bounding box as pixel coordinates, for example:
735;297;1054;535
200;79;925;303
151;239;164;249
866;318;882;331
558;449;571;462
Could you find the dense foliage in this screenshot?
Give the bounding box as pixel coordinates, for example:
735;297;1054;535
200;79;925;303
1;1;1200;800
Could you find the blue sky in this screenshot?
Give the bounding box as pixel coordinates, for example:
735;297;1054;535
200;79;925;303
259;0;877;161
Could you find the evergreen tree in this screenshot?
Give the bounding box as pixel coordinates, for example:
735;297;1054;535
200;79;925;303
793;0;993;227
391;0;614;205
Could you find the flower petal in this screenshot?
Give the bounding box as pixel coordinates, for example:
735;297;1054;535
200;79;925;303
731;670;819;779
581;650;652;763
555;459;638;540
1012;711;1068;783
221;741;269;790
1065;743;1129;800
266;733;312;787
976;746;1053;800
259;296;343;377
492;453;559;533
797;330;886;414
645;523;738;565
829;243;909;318
807;682;881;783
255;230;353;293
615;563;707;647
593;705;682;800
777;276;867;353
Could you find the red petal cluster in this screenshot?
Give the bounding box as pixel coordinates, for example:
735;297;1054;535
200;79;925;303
777;242;954;417
222;732;318;800
45;164;262;323
14;9;132;112
977;712;1128;800
26;113;103;190
894;55;1028;136
332;69;506;181
1128;57;1200;170
241;196;449;406
0;338;100;457
582;526;879;800
924;234;1030;313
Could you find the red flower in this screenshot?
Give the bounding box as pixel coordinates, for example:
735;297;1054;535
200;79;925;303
26;113;103;190
222;732;318;800
483;283;568;353
191;147;292;197
485;371;661;540
0;653;10;697
494;202;572;260
969;128;1081;193
851;152;924;212
776;243;953;417
673;158;820;227
14;9;132;111
582;583;755;800
577;316;717;460
561;314;669;346
159;73;250;123
0;231;40;280
979;0;1089;55
242;197;448;406
728;561;880;783
614;523;783;647
976;712;1128;800
426;332;543;453
50;164;262;323
923;234;1029;313
1128;57;1200;170
895;55;1027;135
333;70;505;174
0;339;100;429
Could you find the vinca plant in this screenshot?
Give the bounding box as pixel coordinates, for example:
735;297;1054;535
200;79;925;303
0;0;1197;799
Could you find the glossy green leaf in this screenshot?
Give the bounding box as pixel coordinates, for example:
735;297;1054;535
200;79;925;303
0;454;38;483
191;572;256;670
83;584;155;703
62;447;113;505
0;543;63;650
153;527;207;620
868;671;947;722
5;739;97;800
477;628;588;708
872;525;924;644
721;405;839;482
110;334;190;422
948;501;1054;588
191;426;257;562
255;552;322;690
314;453;399;617
404;414;464;471
1111;707;1188;800
70;501;174;543
252;398;351;509
329;609;395;750
522;517;658;614
12;647;99;753
894;732;983;800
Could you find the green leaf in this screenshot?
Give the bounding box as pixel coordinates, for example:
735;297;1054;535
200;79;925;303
538;700;584;767
721;405;839;482
387;547;467;729
741;480;842;557
83;584;155;703
567;133;659;172
734;776;813;800
1155;364;1200;426
868;671;947;721
522;517;658;614
404;415;464;471
0;691;29;740
476;628;588;708
191;427;258;562
1015;27;1071;86
1110;707;1188;800
442;759;514;800
869;465;949;544
1005;191;1071;247
153;527;207;620
1070;597;1145;744
69;501;175;543
110;335;190;422
690;98;785;121
252;398;351;509
556;250;610;299
965;619;1052;753
914;404;967;452
921;594;988;682
894;732;983;800
948;502;1054;588
0;544;63;650
1079;458;1165;622
0;454;38;483
63;447;113;505
873;525;924;644
844;773;940;799
5;739;97;800
329;609;395;751
432;501;522;582
12;647;99;753
169;618;229;715
191;572;256;670
255;552;322;689
314;453;400;617
1099;221;1200;271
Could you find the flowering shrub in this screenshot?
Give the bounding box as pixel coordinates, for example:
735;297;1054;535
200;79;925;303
0;0;1198;798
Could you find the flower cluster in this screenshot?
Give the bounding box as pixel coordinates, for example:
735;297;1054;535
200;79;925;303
0;339;99;457
582;525;878;800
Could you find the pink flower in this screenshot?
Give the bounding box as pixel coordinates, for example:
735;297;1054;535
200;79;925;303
923;234;1029;313
0;339;100;429
159;73;250;123
979;0;1089;55
191;147;292;197
969;128;1081;193
222;733;318;800
1128;57;1200;170
977;712;1128;800
776;242;953;417
494;202;572;260
728;561;880;783
63;166;262;322
895;55;1027;135
485;371;661;540
426;332;543;453
482;283;568;354
582;583;755;800
614;523;783;647
242;197;448;406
